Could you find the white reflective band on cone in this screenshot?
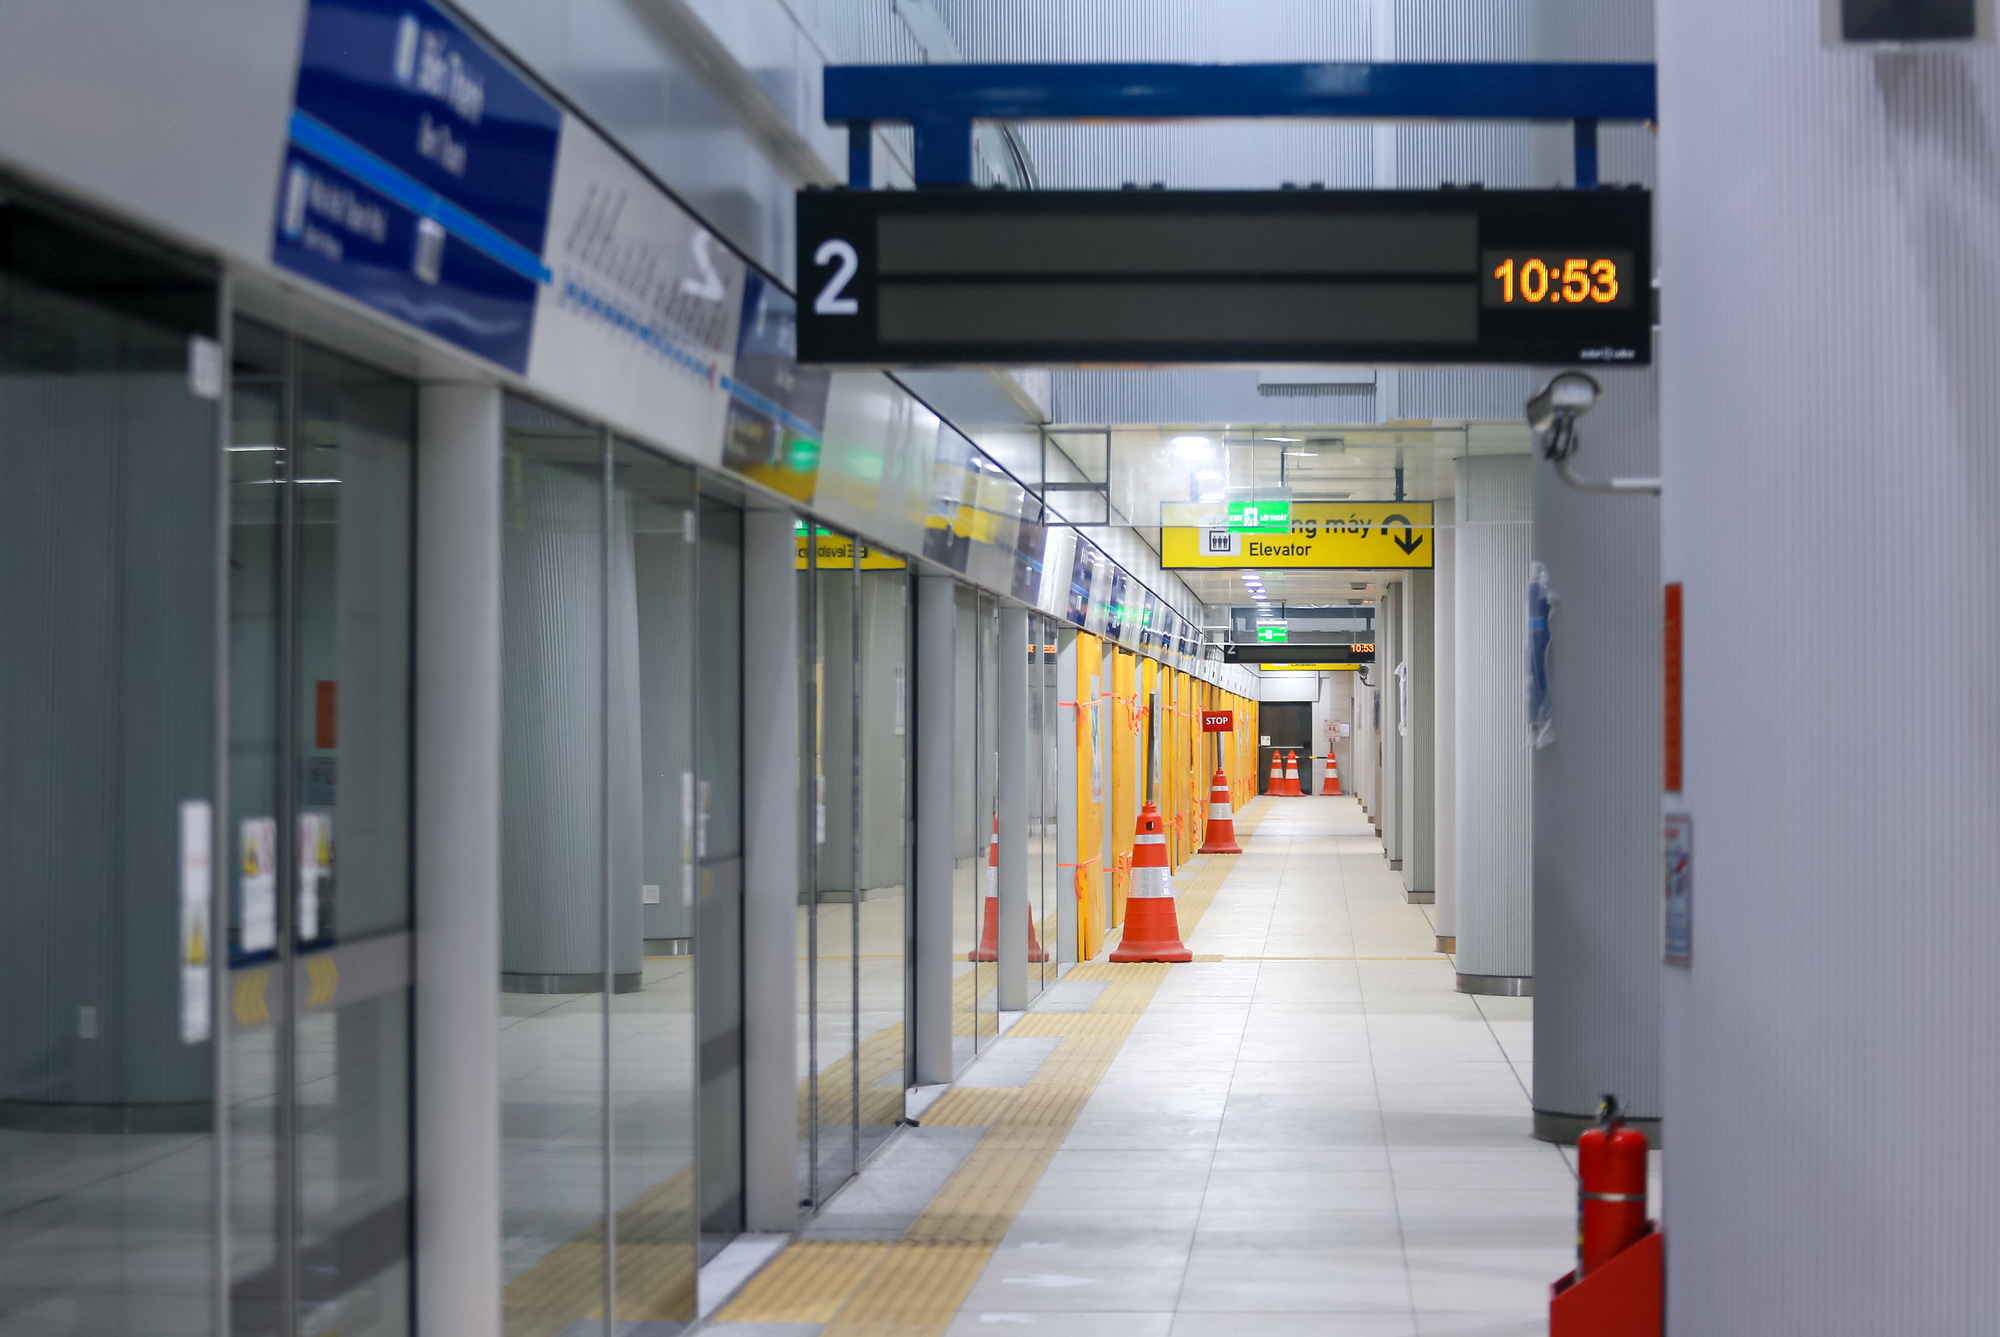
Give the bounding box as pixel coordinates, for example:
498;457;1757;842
1135;833;1165;845
1130;865;1172;898
1209;803;1231;818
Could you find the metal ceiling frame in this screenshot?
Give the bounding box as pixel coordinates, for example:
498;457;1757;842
824;60;1657;189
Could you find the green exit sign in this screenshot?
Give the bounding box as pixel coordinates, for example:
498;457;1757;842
1256;625;1289;643
1228;499;1291;533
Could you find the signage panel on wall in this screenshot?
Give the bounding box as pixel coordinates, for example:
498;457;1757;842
1163;502;1436;569
529;114;746;462
278;0;562;371
796;188;1652;367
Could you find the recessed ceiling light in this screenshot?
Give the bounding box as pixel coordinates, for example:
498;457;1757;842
1263;436;1300;442
1171;434;1214;460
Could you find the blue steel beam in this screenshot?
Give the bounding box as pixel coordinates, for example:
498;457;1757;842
823;61;1656;186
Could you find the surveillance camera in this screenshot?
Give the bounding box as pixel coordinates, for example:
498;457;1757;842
1526;371;1662;497
1525;371;1601;444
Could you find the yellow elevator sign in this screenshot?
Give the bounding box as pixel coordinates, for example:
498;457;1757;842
1161;502;1435;569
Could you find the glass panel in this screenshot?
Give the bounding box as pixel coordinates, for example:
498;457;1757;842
1032;619;1059;990
974;594;1000;1039
227;320;287;1336
811;528;857;1196
608;441;699;1325
498;398;605;1335
227;322;415;1337
855;567;909;1160
290;340;414;1337
950;586;978;1069
695;498;744;1256
795;538;814;1210
0;199;218;1336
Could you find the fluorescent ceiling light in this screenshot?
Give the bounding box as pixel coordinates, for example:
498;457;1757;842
1197;491;1223;502
1262;436;1300;442
1171;434;1214;460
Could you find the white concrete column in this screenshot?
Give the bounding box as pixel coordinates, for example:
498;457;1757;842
741;506;800;1230
1433;502;1458;952
1380;584;1403;865
1658;13;2000;1329
913;574;956;1085
1454;454;1533;995
414;382;502;1337
995;604;1028;1011
1530;368;1662;1144
1400;571;1436;902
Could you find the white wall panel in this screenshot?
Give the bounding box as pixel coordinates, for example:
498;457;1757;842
0;0;304;264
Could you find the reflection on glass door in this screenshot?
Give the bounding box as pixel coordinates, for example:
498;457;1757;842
798;525;910;1210
227;320;415;1337
854;560;909;1162
498;407;743;1329
808;526;856;1198
0;196;221;1337
1030;617;1060;993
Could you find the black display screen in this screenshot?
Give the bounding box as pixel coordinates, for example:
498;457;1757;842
798;188;1651;367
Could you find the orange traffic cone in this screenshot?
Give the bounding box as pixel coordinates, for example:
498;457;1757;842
969;812;1046;963
1283;750;1303;796
1110;802;1192;963
1320;750;1342;796
1198;769;1242;854
1268;750;1285;795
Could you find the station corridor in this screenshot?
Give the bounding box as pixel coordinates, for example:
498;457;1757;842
709;795;1575;1336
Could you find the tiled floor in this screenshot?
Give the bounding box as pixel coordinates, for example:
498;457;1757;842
708;794;1584;1336
938;795;1575;1336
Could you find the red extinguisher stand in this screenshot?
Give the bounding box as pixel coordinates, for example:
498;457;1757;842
1550;1095;1663;1337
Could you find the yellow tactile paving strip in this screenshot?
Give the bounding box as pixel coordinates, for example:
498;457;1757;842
718;961;1177;1333
501;1164;699;1336
506;796;1277;1336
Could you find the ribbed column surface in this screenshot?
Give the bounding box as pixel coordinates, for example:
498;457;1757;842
1660;6;2000;1332
501;456;606;980
1434;504;1458;939
1453;455;1532;981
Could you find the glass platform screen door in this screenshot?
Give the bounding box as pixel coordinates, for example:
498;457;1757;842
227;321;416;1337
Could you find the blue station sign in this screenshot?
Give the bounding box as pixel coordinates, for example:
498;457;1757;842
275;0;561;371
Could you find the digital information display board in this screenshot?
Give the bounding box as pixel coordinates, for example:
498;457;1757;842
797;188;1650;367
1225;643;1377;665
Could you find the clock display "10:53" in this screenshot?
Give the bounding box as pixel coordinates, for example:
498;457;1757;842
1480;251;1636;309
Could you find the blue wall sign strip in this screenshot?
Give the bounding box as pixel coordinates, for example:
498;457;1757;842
288;111;551;284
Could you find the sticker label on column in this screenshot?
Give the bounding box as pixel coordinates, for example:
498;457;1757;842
240;817;278;956
1663;812;1693;966
179;801;213;1044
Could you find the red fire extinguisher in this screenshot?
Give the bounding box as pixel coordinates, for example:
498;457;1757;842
1577;1094;1649;1277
